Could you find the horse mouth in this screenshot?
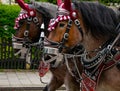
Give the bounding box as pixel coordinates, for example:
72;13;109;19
44;54;55;60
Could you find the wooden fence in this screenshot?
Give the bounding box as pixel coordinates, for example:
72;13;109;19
0;37;41;69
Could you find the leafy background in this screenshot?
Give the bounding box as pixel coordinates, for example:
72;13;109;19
0;0;119;38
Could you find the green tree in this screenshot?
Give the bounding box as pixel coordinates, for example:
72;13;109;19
0;4;20;38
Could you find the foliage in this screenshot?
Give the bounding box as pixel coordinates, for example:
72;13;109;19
99;0;120;4
0;4;20;38
0;0;119;38
25;0;120;4
24;0;56;4
24;0;120;6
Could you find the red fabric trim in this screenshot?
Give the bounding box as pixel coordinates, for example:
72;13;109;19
17;0;36;17
104;54;120;70
82;73;96;91
17;0;29;12
38;61;50;77
81;54;120;91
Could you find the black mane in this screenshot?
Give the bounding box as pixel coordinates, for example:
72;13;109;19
31;2;57;37
74;1;119;39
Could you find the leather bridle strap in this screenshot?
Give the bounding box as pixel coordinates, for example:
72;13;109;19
23;17;32;43
58;19;83;52
58;19;72;52
74;19;83;37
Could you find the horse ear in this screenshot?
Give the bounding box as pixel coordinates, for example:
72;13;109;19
57;0;62;6
64;0;72;11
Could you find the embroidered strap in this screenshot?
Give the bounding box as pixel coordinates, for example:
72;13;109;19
14;13;28;29
48;15;71;31
38;61;50;77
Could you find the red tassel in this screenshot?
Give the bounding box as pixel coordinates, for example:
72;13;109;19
16;0;36;17
64;0;71;12
57;0;62;6
17;0;29;11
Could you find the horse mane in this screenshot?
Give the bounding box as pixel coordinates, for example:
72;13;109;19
74;1;119;39
34;2;57;18
34;2;57;37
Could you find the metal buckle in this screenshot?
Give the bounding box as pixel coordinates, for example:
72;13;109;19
74;19;80;26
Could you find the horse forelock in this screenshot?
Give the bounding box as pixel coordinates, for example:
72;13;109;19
74;1;119;39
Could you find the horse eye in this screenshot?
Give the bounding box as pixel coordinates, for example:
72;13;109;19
59;23;65;28
19;20;24;26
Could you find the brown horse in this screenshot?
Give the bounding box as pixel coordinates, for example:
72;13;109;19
46;0;120;91
13;1;83;91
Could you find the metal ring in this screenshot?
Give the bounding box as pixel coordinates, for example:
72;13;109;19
64;33;69;40
24;30;29;37
74;19;80;26
33;17;39;23
27;17;32;22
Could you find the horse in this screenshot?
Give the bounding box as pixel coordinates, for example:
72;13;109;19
12;1;56;69
46;0;120;91
13;1;83;91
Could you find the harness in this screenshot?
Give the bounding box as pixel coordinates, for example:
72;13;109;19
81;23;120;91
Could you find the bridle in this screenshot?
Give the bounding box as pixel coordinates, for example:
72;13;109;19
46;17;83;53
58;18;83;52
12;8;45;50
12;6;45;65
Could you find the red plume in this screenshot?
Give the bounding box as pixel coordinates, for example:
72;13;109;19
64;0;71;12
57;0;62;6
16;0;36;17
17;0;30;12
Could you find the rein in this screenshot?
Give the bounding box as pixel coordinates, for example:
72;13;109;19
64;45;84;83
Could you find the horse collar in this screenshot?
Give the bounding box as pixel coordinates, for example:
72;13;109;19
81;31;120;91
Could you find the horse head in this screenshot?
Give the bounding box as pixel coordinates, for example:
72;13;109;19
47;0;120;54
46;0;85;53
13;0;57;50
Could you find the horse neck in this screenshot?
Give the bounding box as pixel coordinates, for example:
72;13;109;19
82;32;108;57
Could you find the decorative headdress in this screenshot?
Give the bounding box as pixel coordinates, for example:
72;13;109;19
48;0;78;31
14;0;36;29
17;0;36;17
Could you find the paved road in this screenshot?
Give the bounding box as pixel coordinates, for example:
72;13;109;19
0;70;65;91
